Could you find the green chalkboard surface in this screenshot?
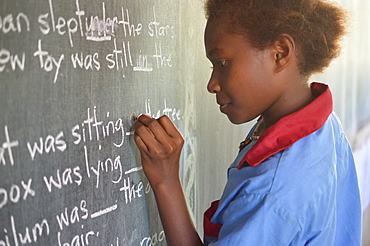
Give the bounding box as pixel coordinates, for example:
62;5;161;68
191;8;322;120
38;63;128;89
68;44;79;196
0;0;251;245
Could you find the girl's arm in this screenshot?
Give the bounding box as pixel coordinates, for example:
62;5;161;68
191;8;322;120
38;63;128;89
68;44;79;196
134;114;203;246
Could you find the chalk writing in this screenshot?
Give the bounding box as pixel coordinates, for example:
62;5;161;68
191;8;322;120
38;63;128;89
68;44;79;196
26;130;66;161
0;49;25;72
0;126;19;166
1;0;176;84
33;39;65;83
145;98;182;121
119;177;144;204
89;152;123;188
41;0;145;46
55;199;88;231
1;0;180;244
71;107;124;147
0;179;35;210
134;50;153;72
106;38;134;70
90;204;117;219
43;166;82;193
43;0;85;47
70;52;101;71
148;6;175;39
0;215;50;245
0;12;30;34
118;8;143;38
124;166;142;175
141;230;165;246
55;230;97;246
85;2;116;42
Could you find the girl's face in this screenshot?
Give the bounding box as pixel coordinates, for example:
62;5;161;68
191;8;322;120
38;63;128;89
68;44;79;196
204;21;285;124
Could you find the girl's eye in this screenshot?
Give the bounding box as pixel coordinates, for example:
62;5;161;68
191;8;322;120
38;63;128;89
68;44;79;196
209;60;227;69
217;60;227;66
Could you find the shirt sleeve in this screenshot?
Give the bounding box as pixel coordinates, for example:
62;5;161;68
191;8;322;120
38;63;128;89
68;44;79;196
209;193;301;246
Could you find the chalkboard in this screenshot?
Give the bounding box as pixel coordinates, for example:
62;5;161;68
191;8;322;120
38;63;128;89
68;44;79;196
3;0;370;245
0;0;254;245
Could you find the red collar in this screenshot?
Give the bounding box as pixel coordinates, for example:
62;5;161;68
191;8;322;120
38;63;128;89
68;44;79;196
238;82;333;169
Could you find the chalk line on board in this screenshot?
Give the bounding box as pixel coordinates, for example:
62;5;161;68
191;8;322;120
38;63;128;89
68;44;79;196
91;204;118;219
124;166;143;175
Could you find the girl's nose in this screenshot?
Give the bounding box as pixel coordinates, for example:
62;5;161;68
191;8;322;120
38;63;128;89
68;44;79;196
207;71;221;94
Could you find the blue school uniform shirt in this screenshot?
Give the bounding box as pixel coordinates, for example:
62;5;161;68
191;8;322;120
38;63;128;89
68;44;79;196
203;83;362;245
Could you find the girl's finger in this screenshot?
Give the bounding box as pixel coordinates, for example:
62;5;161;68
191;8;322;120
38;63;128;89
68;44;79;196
136;115;172;145
157;115;183;139
134;121;161;149
133;131;149;153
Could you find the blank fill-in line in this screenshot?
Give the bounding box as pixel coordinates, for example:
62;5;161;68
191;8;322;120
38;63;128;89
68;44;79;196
125;166;143;175
91;204;118;219
133;67;153;72
86;36;112;42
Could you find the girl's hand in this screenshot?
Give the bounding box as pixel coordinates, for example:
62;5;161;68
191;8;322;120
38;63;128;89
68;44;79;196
133;115;184;189
134;115;202;246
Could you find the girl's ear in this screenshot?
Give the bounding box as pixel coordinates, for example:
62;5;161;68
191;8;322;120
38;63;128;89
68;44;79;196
272;34;296;73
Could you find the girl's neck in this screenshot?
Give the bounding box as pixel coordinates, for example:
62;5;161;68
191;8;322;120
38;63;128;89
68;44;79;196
261;80;314;132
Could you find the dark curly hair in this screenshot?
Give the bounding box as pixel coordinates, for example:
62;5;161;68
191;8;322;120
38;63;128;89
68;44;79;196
205;0;348;76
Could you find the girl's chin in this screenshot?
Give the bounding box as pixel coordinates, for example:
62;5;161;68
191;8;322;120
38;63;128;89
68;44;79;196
226;115;244;125
226;112;257;125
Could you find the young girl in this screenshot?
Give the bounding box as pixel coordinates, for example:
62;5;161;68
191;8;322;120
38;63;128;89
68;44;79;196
134;0;362;245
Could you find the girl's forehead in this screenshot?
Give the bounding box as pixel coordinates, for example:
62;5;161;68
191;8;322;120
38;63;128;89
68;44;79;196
205;24;254;59
204;23;229;53
205;19;228;33
205;21;230;43
205;21;247;45
205;19;248;42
